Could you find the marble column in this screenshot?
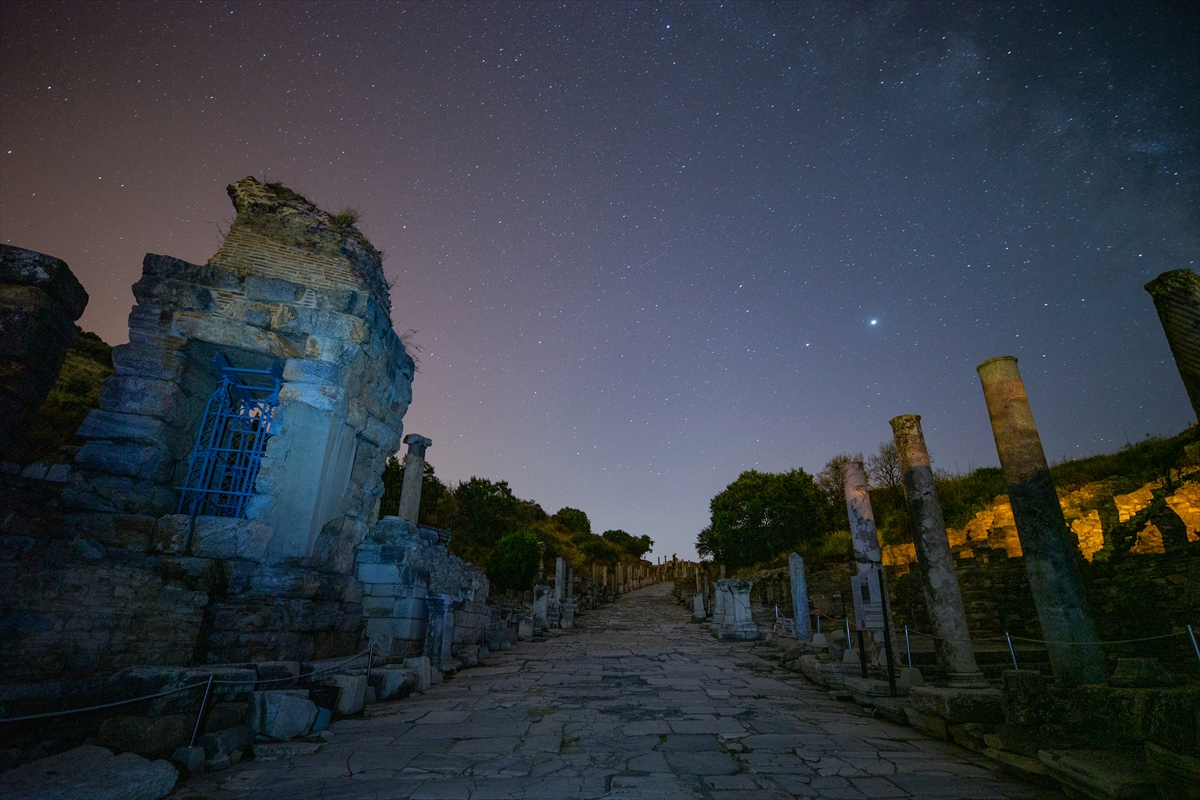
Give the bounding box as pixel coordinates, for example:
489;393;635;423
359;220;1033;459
397;434;432;523
532;585;549;631
977;357;1106;686
841;459;883;572
788;553;812;642
890;415;986;687
1145;269;1200;421
554;557;565;604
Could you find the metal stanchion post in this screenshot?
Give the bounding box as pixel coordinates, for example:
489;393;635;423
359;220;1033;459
190;675;214;748
904;625;912;668
1188;625;1200;663
1005;632;1019;670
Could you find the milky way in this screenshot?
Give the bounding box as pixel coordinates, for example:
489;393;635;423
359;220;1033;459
2;2;1196;558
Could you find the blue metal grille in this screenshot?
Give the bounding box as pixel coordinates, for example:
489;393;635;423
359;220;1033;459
177;353;283;517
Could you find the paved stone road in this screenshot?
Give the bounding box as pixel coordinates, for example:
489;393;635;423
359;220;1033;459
175;582;1061;800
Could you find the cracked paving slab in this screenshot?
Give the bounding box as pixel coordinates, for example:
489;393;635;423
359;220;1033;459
170;581;1062;799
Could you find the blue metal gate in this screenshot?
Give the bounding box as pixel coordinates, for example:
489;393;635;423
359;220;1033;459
177;353;283;517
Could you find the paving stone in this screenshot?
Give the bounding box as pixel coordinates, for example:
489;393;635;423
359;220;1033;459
0;744;177;800
173;582;1060;800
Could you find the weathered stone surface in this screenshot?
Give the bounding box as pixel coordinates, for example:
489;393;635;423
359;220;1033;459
1109;657;1179;688
368;666;416;700
254;661;300;689
909;686;1004;724
0;245;88;455
170;745;206;776
96;714;190;758
403;656;432;692
321;673;366;715
1144;741;1200;800
188;517;271;561
1038;749;1158;800
249;690;317;740
0;745;177;800
198;724;255;760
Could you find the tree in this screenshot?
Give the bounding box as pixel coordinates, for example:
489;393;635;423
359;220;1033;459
486;530;542;593
700;469;826;569
601;529;654;559
866;441;901;496
553;507;591;535
448;477;520;562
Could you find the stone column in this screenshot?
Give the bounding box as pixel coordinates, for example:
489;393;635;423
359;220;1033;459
554;557;565;603
397;434;432;523
562;567;576;629
890;414;987;688
1146;269;1200;420
976;357;1106;685
788;553;812;642
841;459;883;572
711;581;728;627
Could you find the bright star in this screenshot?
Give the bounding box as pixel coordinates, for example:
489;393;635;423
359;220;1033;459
870;319;878;326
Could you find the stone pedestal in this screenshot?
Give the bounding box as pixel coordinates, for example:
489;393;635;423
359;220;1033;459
397;434;431;523
716;579;758;641
561;598;576;629
788;553;812;642
532;585;549;631
711;581;729;628
692;592;706;621
890;415;986;688
977;357;1106;686
1145;269;1200;421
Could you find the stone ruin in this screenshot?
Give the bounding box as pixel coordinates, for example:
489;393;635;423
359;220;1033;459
0;246;88;457
0;178;502;769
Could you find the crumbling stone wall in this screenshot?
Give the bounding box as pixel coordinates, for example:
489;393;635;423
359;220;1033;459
0;245;88;456
881;478;1200;667
1;177;415;689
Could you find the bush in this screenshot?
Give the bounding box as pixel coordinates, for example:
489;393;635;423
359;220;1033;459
487;530;542;593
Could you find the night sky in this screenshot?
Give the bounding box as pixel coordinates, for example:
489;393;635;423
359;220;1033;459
2;2;1196;560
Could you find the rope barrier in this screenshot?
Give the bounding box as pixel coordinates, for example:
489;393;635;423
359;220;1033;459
0;648;374;724
902;627;1190;646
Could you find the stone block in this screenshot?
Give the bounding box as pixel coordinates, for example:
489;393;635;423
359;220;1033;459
0;243;89;317
151;515;192;555
203;702;249;734
170;745;206;777
0;745;177;800
361;595;395;616
1109;658;1180;688
248;691;318;741
189;517;271;561
76;409;167;445
131;274;215;311
75;441;173;482
1144;741;1200;800
403;656;432;692
357;562;400;585
45;463;70;482
112;342;186;381
904;705;949;739
983;747;1053;784
245;276;306;303
96;714;190;758
909;686;1004;724
142;252;238;289
321;674;366;715
198;724;255;759
948;722;989;753
1038;749;1158;800
254;661;300;690
984;723;1080;759
1003;669;1054;726
369;667;417;701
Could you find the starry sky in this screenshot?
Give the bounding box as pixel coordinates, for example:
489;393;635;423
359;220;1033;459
2;2;1197;560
